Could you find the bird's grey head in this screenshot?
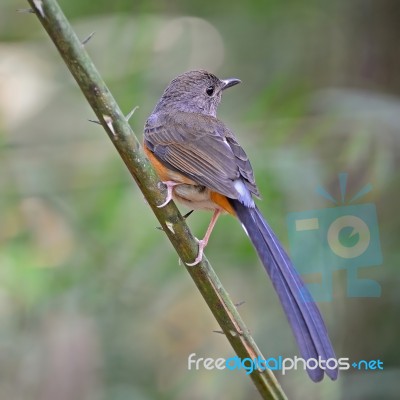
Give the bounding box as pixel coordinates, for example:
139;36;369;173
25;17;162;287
153;70;241;117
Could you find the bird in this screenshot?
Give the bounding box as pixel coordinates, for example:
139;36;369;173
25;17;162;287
143;70;338;382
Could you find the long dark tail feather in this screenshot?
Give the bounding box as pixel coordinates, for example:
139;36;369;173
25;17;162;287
231;200;338;382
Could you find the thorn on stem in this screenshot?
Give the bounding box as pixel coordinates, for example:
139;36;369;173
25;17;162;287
33;0;45;18
16;8;35;14
126;106;139;122
166;221;175;234
183;210;194;219
81;32;95;45
103;115;116;136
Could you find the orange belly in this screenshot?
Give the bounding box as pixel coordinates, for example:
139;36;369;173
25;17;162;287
144;143;236;216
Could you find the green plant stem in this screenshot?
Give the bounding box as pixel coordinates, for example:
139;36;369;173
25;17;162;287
26;1;287;398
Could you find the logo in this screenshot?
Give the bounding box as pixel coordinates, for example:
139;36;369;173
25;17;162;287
286;173;382;301
187;353;384;375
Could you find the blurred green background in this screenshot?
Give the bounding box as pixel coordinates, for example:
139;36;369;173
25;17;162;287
1;0;399;399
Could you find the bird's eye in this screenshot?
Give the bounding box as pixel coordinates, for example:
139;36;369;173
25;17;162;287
206;85;215;96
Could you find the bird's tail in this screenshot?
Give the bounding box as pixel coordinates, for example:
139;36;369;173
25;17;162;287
230;200;338;382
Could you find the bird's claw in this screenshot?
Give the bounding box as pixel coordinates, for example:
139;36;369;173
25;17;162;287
186;238;206;266
157;181;178;208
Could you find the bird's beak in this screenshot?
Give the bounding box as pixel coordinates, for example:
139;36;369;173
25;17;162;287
221;78;241;90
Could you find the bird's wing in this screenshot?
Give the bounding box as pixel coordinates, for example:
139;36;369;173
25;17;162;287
144;111;259;199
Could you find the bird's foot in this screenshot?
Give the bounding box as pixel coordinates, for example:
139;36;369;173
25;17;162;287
157;181;179;208
186;238;206;266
